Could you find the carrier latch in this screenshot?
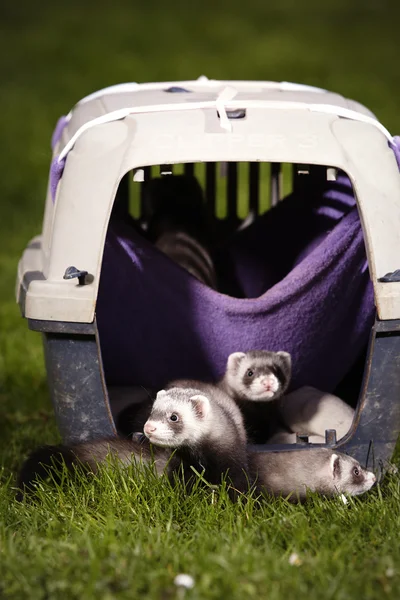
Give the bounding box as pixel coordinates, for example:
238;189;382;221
63;266;88;286
379;269;400;283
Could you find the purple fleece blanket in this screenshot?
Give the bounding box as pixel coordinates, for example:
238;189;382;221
96;174;375;393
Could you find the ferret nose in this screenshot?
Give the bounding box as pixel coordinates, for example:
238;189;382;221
144;421;157;435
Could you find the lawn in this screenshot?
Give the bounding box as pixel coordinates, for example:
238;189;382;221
1;1;400;598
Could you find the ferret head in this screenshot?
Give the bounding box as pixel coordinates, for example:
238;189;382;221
329;453;376;496
143;387;211;448
225;350;292;402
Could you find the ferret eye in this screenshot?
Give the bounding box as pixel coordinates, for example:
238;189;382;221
247;370;254;377
353;467;360;477
170;414;179;422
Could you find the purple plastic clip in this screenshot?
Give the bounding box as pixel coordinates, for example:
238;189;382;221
49;114;69;202
389;136;400;171
50;156;66;203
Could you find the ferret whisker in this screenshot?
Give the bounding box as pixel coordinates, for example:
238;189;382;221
139;385;153;402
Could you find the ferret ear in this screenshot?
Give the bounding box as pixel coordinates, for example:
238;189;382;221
227;352;246;372
154;390;168;405
276;351;292;369
330;453;341;479
190;394;210;419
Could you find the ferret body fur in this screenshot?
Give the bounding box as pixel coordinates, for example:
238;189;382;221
16;437;173;501
278;385;355;441
266;386;355;444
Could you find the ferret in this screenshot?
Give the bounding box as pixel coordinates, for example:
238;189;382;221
265;386;355;444
117;350;292;442
16;436;173;501
143;384;250;495
221;350;292;402
17;438;376;504
249;448;376;501
219;350;292;443
278;385;355;441
17;383;250;500
143;175;217;289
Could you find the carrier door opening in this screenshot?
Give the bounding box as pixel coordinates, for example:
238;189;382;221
98;161;374;450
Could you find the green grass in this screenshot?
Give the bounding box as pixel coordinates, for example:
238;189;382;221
3;464;400;600
1;1;400;598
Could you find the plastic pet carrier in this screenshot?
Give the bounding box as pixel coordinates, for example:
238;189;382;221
16;77;400;478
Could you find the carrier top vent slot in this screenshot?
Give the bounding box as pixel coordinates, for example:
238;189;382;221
217;109;246;120
164;86;192;93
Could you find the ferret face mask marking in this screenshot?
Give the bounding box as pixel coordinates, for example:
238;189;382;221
226;350;291;402
330;453;376;496
144;389;211;448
